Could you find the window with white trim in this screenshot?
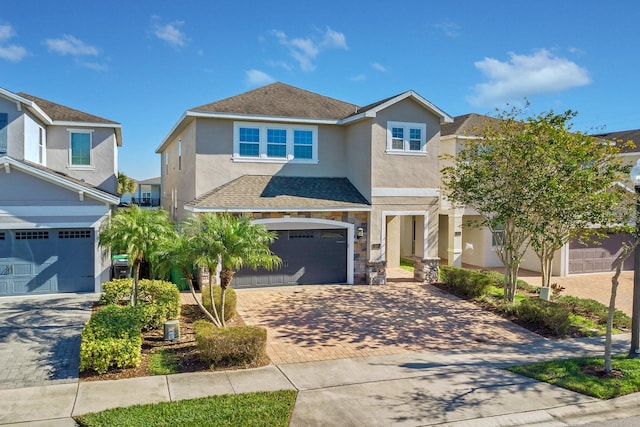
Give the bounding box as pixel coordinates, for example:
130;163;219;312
0;113;7;155
233;122;318;162
69;130;93;168
164;151;169;175
386;121;427;154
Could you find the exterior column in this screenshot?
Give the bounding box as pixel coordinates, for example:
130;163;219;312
447;209;463;267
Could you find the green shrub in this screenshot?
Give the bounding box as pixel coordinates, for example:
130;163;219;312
80;305;142;374
201;285;237;321
517;298;571;336
99;279;181;330
194;321;267;368
99;278;134;305
555;295;631;329
439;266;493;299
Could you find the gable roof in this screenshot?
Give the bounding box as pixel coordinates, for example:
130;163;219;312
0;88;122;146
441;113;501;137
192;82;359;120
157;83;452;152
185;175;371;212
594;129;640;154
1;156;120;205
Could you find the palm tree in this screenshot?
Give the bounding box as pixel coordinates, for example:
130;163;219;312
181;214;225;326
210;213;281;323
117;172;136;196
98;205;174;306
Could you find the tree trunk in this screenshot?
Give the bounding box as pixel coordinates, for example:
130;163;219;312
185;268;221;327
219;268;235;328
606;264;622;373
207;266;222;326
131;260;141;306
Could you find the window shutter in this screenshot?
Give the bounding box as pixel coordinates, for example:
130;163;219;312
0;113;7;155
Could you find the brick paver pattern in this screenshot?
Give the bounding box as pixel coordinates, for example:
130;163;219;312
235;269;542;365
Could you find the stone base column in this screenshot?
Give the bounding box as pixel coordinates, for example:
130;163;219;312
414;257;440;284
366;261;386;285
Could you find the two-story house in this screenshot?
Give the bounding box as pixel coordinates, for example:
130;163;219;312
157;83;452;286
0;88;121;296
439;113;638;276
120;177;161;208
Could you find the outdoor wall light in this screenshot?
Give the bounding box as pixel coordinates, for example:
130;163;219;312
356;227;364;239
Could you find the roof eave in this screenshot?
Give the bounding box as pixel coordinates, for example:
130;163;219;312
185;206;372;213
0;87;53;125
54;121;123;146
1;156;119;205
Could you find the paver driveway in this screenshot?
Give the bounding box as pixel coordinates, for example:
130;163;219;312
236;273;542;364
0;293;98;390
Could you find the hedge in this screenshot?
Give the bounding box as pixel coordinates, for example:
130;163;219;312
194;321;267;368
438;265;494;298
79;304;142;374
99;279;181;330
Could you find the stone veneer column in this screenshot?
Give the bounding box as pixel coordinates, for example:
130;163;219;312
414;257;440;284
366;261;386;285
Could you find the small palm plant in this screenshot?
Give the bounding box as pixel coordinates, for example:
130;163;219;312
179;213;281;327
98;205;174;306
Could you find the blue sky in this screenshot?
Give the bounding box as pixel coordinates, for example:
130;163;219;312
2;1;638;180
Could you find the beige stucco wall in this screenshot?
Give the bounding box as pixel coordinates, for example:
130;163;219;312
345;119;372;201
370;98;441;189
193;119;349;200
161;119;197;220
460;215;503;268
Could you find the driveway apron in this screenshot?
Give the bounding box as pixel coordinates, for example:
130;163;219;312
0;293;98;390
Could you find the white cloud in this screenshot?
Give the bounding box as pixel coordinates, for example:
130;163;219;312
0;23;28;62
270;27;348;72
467;49;591;107
246;69;275;86
77;60;109;72
45;35;99;56
372;62;387;72
350;74;366;82
151;16;188;49
321;27;348;49
434;21;461;38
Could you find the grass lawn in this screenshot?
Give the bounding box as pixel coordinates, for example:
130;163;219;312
400;258;414;272
507;355;640;399
74;390;297;427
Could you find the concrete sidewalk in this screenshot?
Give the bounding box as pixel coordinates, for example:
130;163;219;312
2;334;640;426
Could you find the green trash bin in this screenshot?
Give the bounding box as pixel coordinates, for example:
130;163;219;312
170;267;189;291
111;254;131;279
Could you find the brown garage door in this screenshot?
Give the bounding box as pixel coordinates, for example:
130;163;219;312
569;233;634;274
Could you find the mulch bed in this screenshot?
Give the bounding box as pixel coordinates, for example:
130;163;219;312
580;364;625;379
80;304;247;382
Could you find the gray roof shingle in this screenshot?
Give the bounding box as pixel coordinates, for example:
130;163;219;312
191;82;359;120
187;175;370;211
441;113;500;136
595;129;640;153
17;92;119;124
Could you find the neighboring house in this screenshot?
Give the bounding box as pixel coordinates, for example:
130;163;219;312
0;88;122;296
157;82;452;286
439;113;639;276
120;177;161;208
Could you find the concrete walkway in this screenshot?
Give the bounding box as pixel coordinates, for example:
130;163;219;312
1;334;640;426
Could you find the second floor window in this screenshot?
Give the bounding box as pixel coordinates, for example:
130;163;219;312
234;122;318;163
69;130;92;167
386;121;427;155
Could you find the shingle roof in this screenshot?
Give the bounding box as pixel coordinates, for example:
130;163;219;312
187;175;370;211
190;82;359;120
594;129;640;153
17;92;119;124
441;113;500;136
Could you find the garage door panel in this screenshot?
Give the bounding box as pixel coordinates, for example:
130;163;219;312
569;233;634;274
234;228;347;288
0;229;94;295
